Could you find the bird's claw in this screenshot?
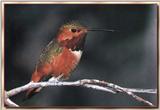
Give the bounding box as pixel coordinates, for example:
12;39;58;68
48;77;58;82
56;74;64;80
48;74;64;82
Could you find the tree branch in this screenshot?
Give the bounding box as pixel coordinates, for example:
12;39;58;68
5;78;157;107
4;92;19;107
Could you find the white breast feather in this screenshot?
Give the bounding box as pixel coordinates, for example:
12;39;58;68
70;49;82;62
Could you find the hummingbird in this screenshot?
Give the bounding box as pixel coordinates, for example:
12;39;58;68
26;21;114;98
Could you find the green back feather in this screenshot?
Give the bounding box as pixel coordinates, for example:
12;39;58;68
38;39;63;66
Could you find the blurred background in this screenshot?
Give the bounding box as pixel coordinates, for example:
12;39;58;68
5;4;157;107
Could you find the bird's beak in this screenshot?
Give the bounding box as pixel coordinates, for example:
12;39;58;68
87;28;115;32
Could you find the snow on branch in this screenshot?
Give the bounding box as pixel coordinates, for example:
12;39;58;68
5;78;157;107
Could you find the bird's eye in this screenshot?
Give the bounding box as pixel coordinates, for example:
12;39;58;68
77;29;81;32
71;29;77;33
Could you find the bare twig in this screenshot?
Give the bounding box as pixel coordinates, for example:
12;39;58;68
5;91;19;107
5;78;157;107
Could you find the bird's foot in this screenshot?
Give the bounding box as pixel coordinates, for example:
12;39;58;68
48;74;64;82
48;77;58;82
57;74;64;80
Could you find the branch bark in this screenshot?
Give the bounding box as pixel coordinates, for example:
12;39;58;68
5;78;157;107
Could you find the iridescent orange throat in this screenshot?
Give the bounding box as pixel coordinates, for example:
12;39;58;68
57;33;87;51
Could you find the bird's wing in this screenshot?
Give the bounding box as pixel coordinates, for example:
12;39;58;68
37;39;63;66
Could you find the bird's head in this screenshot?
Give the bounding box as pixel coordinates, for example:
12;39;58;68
57;21;87;43
56;21;114;50
56;22;87;50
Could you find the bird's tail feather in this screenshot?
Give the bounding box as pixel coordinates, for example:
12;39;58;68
25;71;43;99
25;87;42;99
25;72;54;99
